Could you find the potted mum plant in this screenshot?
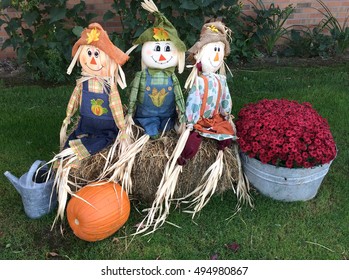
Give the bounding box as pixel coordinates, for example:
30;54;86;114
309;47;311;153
236;99;336;201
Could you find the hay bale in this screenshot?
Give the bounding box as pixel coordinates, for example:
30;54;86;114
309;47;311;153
70;131;239;205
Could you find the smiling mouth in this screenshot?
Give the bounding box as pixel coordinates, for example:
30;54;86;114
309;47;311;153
151;56;173;64
85;63;104;72
209;58;220;67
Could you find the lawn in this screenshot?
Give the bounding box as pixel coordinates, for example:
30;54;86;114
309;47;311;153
0;63;348;260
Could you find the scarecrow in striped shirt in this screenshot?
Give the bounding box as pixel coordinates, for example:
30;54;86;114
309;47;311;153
104;0;186;194
48;23;129;226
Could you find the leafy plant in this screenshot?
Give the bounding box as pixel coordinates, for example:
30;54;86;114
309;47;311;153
315;0;349;55
284;27;336;58
0;0;254;81
160;0;240;47
223;2;261;64
229;28;261;63
101;0;241;65
0;0;97;83
243;0;294;56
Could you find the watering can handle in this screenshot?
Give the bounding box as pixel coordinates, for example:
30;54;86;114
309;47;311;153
26;160;47;187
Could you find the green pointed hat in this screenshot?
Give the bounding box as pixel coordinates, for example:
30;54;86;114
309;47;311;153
133;1;186;52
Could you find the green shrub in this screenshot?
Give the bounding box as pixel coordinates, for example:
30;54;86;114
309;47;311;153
101;0;256;68
315;0;349;55
110;0;241;47
284;27;335;58
283;0;348;59
243;0;294;56
0;0;96;83
0;0;259;82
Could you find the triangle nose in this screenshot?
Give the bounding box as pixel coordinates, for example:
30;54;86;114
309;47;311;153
90;57;97;65
159;54;166;61
214;52;219;62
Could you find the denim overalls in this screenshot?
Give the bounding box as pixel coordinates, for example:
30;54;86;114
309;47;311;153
134;70;176;137
65;80;118;155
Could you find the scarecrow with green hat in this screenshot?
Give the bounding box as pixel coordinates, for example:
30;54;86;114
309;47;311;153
104;0;186;195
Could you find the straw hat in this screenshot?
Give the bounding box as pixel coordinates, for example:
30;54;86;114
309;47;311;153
72;23;129;66
188;21;231;57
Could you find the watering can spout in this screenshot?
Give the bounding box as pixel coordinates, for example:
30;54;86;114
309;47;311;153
4;171;21;193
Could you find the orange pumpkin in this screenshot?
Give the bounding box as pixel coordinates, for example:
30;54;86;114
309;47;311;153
67;181;130;242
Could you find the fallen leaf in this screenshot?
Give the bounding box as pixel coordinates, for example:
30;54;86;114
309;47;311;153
112;237;120;243
46;251;70;260
46;252;59;258
210;253;219;260
225;242;240;253
134;222;145;229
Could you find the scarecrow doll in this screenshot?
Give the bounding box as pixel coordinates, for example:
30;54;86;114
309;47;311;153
104;0;186;194
138;21;250;234
176;21;246;213
179;21;236;165
48;23;129;226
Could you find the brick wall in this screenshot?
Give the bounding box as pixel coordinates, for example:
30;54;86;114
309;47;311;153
243;0;349;27
1;0;349;59
67;0;123;33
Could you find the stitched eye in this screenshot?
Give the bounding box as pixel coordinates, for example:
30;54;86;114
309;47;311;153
154;45;161;52
165;45;171;52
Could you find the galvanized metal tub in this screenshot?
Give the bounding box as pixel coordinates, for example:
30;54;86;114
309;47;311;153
240;153;333;201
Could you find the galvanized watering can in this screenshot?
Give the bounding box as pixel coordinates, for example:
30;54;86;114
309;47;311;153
4;160;57;219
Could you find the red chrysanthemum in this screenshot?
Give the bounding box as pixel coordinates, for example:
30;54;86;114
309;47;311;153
236;99;336;168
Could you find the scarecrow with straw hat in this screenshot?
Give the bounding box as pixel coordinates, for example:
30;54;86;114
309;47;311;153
103;0;187;194
47;23;129;227
136;21;251;235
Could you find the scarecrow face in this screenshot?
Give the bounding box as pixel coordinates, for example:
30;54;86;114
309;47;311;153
200;42;225;73
141;41;179;69
79;45;109;76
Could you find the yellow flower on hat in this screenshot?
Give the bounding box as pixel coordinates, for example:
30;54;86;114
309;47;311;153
86;28;100;44
153;27;169;41
207;25;219;33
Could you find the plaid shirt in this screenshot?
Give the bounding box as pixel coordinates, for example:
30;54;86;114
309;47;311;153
65;78;126;132
127;69;185;122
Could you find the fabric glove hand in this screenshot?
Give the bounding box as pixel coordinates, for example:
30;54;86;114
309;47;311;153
177;131;202;166
217;138;232;151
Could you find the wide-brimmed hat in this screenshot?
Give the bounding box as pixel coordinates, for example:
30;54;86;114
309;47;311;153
72;23;129;66
188;21;231;57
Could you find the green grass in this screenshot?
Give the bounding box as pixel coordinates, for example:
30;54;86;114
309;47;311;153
0;64;348;260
